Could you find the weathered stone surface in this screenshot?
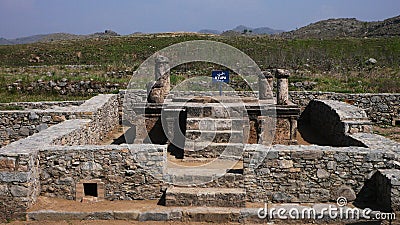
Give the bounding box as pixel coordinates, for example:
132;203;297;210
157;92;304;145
19;127;30;136
0;184;9;195
292;150;323;159
36;123;48;132
10;185;29;197
0;157;16;171
0;94;118;148
289;91;400;125
275;69;290;105
52;115;66;122
165;187;245;208
29;112;39;120
147;55;170;103
259;71;273;100
244;144;396;205
114;211;140;220
27;211;90;221
301;99;372;146
317;169;330;179
138;212;169;221
0;172;29;182
278;159;293;169
333;185;356;202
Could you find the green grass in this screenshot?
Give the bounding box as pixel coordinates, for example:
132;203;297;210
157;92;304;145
0;92;92;103
0;34;399;102
0;105;24;110
1;35;399;71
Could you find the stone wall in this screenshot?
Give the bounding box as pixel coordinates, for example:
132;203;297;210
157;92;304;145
0;101;84;110
0;93;119;221
7;79;123;96
301;99;372;146
52;95;119;145
0;119;90;221
39;145;165;201
243;142;399;205
290;91;400;125
375;169;400;212
0;94;119;147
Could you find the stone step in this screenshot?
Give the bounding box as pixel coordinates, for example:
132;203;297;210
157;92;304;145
186;118;246;131
165;159;242;186
185;130;244;143
26;204;384;224
184;142;244;158
165;187;246;208
163;171;244;188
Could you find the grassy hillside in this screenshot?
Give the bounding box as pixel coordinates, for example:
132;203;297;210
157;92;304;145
0;34;399;102
279;15;400;39
1;35;399;69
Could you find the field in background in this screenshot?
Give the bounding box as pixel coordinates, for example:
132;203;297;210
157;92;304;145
0;34;399;102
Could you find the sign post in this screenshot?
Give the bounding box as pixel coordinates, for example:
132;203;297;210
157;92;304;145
212;70;229;96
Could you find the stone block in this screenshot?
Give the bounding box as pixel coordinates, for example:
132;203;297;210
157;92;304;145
0;184;9;195
332;185;356;202
0;157;16;171
10;185;29;197
278;160;293;169
138;211;169;221
19;127;30;136
292;150;323;159
27;211;90;221
52;115;66;122
316;169;330;179
114;211;140;220
165;187;245;207
41;116;52;122
0;172;29;182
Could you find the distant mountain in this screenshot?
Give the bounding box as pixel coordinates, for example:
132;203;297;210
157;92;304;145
198;29;221;35
279;15;400;39
0;30;120;45
11;33;82;45
220;30;242;36
0;37;13;45
231;25;284;35
198;25;284;36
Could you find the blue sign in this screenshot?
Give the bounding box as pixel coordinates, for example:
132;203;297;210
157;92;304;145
212;70;229;83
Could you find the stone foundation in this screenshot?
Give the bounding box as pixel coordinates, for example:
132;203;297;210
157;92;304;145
0;92;399;222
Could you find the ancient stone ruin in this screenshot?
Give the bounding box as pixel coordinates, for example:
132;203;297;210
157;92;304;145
0;58;399;223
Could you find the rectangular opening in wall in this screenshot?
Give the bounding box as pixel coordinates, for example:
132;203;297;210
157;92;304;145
83;183;98;197
395;119;400;126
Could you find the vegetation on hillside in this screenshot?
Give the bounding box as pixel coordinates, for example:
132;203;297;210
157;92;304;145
0;34;399;102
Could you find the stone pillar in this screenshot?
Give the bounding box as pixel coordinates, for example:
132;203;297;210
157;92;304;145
148;55;170;103
259;71;274;100
289;117;297;145
275;69;290;105
257;116;275;145
133;115;147;144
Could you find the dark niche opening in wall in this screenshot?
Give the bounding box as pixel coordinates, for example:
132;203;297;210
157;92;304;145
83;183;98;197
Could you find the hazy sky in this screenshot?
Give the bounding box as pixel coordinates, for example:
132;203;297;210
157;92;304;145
1;0;399;39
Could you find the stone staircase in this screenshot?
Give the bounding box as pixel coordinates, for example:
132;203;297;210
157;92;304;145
164;101;247;208
183;103;248;159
